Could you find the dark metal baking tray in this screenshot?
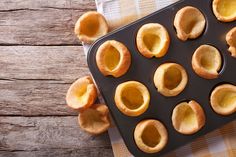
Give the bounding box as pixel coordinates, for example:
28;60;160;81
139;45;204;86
87;0;236;156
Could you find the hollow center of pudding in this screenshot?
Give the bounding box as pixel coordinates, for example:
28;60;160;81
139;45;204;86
75;83;88;102
182;105;197;126
80;16;99;37
217;0;236;17
164;67;182;90
200;50;219;71
183;18;199;34
82;108;106;128
121;87;144;110
176;103;198;130
141;125;161;147
143;33;161;53
104;46;120;71
180;8;205;36
219;91;236;108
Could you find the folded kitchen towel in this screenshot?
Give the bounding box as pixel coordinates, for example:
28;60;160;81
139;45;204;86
82;0;236;156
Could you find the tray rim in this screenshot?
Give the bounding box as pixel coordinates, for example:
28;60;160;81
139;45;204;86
86;0;236;156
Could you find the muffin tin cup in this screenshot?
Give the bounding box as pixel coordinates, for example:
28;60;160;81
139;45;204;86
87;0;236;156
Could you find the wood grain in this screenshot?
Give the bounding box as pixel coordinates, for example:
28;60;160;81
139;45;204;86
0;116;112;157
0;0;96;45
0;0;113;156
0;149;113;157
0;46;89;80
0;46;91;116
0;0;95;10
0;79;77;116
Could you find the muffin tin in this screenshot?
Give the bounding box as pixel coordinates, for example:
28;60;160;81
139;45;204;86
87;0;236;156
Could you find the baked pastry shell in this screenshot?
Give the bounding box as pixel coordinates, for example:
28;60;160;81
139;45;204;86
96;40;131;77
134;119;168;153
78;104;110;135
172;100;206;135
74;11;108;44
174;6;206;41
210;84;236;116
226;27;236;58
153;63;188;97
66;76;97;111
212;0;236;22
192;44;222;79
136;23;170;58
114;81;150;116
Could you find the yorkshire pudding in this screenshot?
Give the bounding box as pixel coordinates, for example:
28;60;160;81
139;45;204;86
153;63;188;97
74;11;108;44
210;84;236;116
174;6;206;41
114;81;150;116
96;40;131;77
192;45;222;79
136;23;170;58
134;119;168;153
172;100;206;135
66;76;97;110
226;27;236;58
78;104;110;135
212;0;236;22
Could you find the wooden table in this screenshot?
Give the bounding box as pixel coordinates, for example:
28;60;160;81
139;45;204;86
0;0;113;156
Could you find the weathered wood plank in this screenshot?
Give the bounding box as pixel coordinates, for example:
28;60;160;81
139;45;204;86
0;1;112;156
0;0;95;10
0;79;77;116
0;46;88;80
0;46;90;116
0;0;96;45
0;148;113;157
0;116;113;157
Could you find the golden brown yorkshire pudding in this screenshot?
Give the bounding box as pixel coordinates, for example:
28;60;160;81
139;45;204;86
212;0;236;22
114;81;150;116
134;119;168;153
172;100;206;135
78;104;110;135
174;6;206;41
96;40;131;77
153;63;188;97
136;23;170;58
226;27;236;58
210;84;236;116
192;45;222;79
74;11;108;44
66;76;97;110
